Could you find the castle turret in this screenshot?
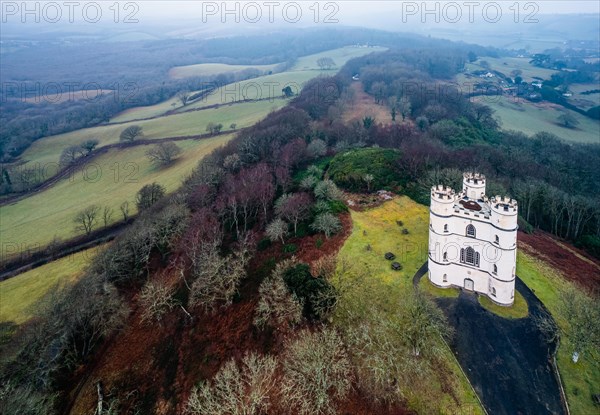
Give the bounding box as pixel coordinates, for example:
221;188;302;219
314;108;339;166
490;195;518;231
463;172;486;200
430;184;456;217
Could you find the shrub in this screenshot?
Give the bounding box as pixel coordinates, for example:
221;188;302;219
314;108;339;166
283;264;337;320
314;180;343;201
401;228;409;235
257;237;272;251
136;182;166;211
328;147;403;191
576;235;600;259
517;216;534;234
283;244;297;254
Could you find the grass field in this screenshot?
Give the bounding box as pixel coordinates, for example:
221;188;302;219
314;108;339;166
338;197;429;288
566;83;600;110
18;99;281;175
467;57;558;82
479;96;600;144
516;251;600;415
112;46;386;122
1;135;233;252
168;62;279;80
0;245;103;324
335;197;485;414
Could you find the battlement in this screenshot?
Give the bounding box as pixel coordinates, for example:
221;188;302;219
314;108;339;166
431;185;456;202
463;172;486;185
490;195;518;214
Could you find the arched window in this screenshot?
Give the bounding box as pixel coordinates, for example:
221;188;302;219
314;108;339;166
491;287;496;297
444;224;448;232
495;235;499;244
466;224;476;238
493;264;497;274
443;252;447;261
443;274;448;282
460;247;480;267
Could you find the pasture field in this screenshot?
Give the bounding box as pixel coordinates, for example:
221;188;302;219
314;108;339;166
479;96;600;144
334;196;485;414
168;62;279;80
0;244;103;324
1;135;233;251
566;82;600;110
18;99;281;173
290;46;386;71
468;57;558;81
516;251;600;415
112;46;386;121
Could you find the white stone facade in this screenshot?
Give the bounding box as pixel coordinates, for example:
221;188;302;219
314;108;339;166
428;173;518;306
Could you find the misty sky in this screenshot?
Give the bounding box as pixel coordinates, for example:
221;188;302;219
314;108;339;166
136;1;600;21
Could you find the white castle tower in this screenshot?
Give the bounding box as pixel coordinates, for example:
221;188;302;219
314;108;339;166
428;173;518;306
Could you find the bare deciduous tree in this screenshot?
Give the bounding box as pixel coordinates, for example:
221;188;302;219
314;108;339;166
120;201;130;221
146;142;182;166
188;236;252;312
139;279;177;323
73;204;100;235
254;258;303;330
281;328;351;415
266;218;288;244
310;213;342;239
186;353;278;415
102;206;114;227
119;125;143;142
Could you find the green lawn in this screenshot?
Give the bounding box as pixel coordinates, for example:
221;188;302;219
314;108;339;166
480;96;600;144
0;244;103;324
1;135;233;253
338;196;429;288
516;251;600;415
478;290;529;319
418;275;460;298
335;197;485;414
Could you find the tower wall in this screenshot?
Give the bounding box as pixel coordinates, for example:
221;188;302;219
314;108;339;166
428;174;518;307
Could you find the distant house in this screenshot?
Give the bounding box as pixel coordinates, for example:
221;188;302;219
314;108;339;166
352;74;360;81
531;81;543;88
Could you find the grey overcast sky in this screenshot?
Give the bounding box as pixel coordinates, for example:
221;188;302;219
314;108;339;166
135;0;600;20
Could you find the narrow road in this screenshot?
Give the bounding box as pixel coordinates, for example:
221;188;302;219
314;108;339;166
415;265;567;415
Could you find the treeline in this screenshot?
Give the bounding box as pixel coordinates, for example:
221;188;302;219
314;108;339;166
321;49;600;256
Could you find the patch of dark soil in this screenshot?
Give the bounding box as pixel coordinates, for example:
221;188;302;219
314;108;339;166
518;230;600;293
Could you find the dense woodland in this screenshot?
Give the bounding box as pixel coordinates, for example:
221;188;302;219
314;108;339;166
1;34;599;414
